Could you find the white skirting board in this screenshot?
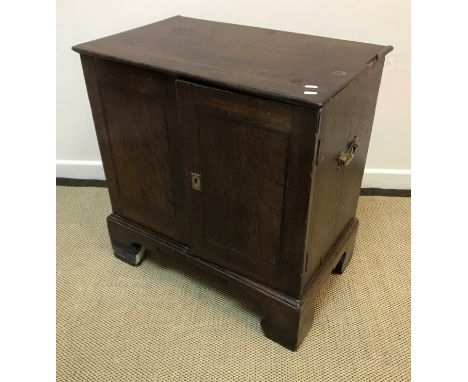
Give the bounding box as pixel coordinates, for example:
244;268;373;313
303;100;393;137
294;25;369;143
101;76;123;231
56;160;105;180
360;168;411;189
56;160;411;190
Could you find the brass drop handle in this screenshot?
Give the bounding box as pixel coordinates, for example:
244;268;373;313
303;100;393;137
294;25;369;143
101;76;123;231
337;136;359;169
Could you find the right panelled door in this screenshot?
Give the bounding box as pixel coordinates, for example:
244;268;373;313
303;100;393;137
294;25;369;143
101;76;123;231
176;80;318;296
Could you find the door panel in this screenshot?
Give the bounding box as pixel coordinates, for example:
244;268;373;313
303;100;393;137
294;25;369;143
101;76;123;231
176;80;318;294
99;83;175;218
200;113;288;265
82;57;188;243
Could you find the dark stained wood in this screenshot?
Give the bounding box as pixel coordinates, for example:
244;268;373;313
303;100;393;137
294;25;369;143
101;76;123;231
80;56;189;243
72;16;392;107
75;17;391;350
302;60;384;286
199;114;288;265
55;178;411;197
98;84;175;216
176;81;317;295
338;61;385;230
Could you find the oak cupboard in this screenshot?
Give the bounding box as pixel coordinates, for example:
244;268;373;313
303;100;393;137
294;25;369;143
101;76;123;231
73;16;392;350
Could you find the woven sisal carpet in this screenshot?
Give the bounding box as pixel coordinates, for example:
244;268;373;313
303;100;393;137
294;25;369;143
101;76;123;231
57;186;410;381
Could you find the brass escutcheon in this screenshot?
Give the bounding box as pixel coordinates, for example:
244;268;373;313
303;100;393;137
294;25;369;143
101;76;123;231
190;172;202;191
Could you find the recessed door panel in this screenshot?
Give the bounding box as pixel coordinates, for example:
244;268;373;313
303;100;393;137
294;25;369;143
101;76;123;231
82;57;188;242
99;83;175;217
199;113;288;265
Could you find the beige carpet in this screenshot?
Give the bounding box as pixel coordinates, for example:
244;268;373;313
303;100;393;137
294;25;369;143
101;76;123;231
57;186;410;381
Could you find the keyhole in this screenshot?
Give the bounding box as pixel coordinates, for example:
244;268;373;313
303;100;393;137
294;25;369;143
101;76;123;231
191;172;201;191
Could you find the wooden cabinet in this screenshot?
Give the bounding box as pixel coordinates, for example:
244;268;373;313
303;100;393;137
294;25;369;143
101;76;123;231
74;16;392;350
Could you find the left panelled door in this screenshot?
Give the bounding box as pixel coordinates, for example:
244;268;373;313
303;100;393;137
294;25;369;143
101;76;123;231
81;56;188;243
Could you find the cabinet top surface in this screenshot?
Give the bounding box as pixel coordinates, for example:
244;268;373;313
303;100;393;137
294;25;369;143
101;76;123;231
73;16;392;106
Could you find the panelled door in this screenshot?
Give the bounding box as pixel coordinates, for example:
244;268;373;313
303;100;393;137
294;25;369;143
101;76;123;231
176;80;317;294
82;57;189;243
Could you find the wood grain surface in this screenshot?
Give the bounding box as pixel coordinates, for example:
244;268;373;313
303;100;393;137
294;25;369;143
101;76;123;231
73;16;392;107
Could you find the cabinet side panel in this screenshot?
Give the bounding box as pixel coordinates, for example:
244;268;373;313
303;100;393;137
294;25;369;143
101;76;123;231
80;55;121;206
303;61;385;286
338;61;385;229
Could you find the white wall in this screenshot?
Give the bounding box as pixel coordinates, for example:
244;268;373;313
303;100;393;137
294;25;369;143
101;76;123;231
57;0;410;189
